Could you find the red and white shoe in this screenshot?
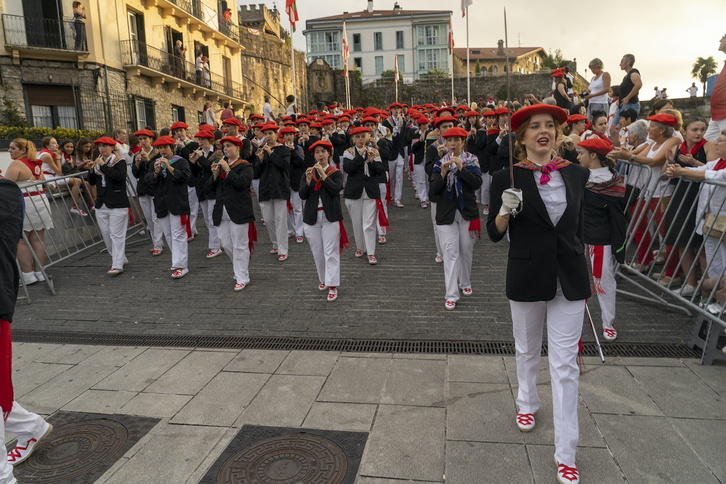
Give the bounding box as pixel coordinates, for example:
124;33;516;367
107;267;124;275
368;255;378;265
516;412;535;432
234;283;246;292
435;254;443;263
445;300;456;310
152;248;163;256
603;328;618;342
206;249;223;259
327;287;338;302
70;205;88;216
318;283;328;291
378;236;387;244
354;250;364;258
556;462;579;484
8;422;53;466
462;287;473;296
269;247;278;254
171;268;189;279
278;254;288;262
296;236;304;244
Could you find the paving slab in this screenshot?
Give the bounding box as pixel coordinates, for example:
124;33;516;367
223;349;288;373
171;371;269;426
594;414;720;483
144;350;236;395
445;441;532;484
62;389;137;414
119;392;193;419
356;479;441;484
670;417;726;482
447;355;509;383
381;358;445;406
303;402;377;432
684;360;726;394
318;356;391;404
446;382;521;444
526;444;625;483
34;344;104;364
77;346;148;367
235;374;326;427
360;405;445;482
276;350;340;376
93;348;190;393
628;365;726;419
578;365;663;416
11;343;62;369
10;362;73;399
183;427;239;484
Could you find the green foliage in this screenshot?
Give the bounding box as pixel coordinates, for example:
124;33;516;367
426;69;448;79
475;60;481;74
0;126;105;140
0;93;27;127
541;49;570;70
692;56;718;95
380;69;395;79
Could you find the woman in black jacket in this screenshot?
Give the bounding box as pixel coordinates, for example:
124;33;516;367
300;140;346;302
89;136;130;275
209;136;255;291
487;104;590;484
131;129;164;255
189;130;223;259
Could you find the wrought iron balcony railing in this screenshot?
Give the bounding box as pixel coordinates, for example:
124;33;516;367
2;13;88;52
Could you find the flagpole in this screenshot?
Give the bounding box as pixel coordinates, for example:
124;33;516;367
291;40;297;112
450;49;455;105
466;6;470;105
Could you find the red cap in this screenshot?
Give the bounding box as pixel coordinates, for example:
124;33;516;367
361;116;379;125
261;123;279;132
170;121;189;130
566;114;588;124
321;119;334;125
94;136;117;146
435;107;456;117
362;107;381;117
327;104;336;109
309;122;323;129
494;107;510;116
249;114;264;121
510;104;568;130
442;127;470;138
483;110;496;117
282;121;295;126
464;110;480;118
456;105;469;112
152;135;177;147
220;136;243;148
309;110;318;115
552;68;565;78
222;117;243;127
296;118;311;125
646;113;678;128
338;116;351;122
577;138;613;156
282;116;292;121
416;117;431;125
389;102;404;109
194;131;215;139
133;129;154;138
309;140;334;153
279;126;297;135
349;126;371;135
434;116;457;128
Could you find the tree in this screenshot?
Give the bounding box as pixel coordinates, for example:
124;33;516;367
541;49;570;70
692;56;718;96
380;69;395;79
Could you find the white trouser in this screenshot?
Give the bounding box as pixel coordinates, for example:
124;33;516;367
139;195;163;250
96;206;128;269
588;245;616;330
704;236;726;279
199;199;220;250
251;179;261;202
705;117;726;142
304;210;341;287
260;199;289;255
388;155;404;204
2;401;46;484
187;186;199;236
510;286;585;467
477;173;492;205
218;207;250;285
287;190;304;237
158;214;188;269
430;201;442;257
345;195;377;255
438;211;476;301
413;163;428;203
377;182;388;236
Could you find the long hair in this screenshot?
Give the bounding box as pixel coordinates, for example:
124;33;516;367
11;138;37;160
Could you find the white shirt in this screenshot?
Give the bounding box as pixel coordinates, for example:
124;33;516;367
263;102;273;121
533;170;566;226
588;166;612;184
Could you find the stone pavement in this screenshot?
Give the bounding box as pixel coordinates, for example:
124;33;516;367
7;342;726;484
13;182;693;344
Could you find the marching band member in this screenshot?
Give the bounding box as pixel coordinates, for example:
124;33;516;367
208;136;256;291
383;102;406;208
487;104;590;484
410;116;431;208
281;126;305;244
189;130;223;259
170;121;199;241
146;135;192;279
300;140;346;302
131;129;164;256
425;116;457;263
360;116;393;244
430;127;483;310
343;126;387;264
256;123;292;261
87;137;130;275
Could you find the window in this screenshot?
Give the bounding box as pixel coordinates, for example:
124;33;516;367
352;33;361;52
373;32;383;51
132;96;155;130
308;31;340;53
354;57;362;70
416;25;444;46
417;48;448;72
311;54;341;68
396;54;405;72
375;56;384;75
25;84;79;129
395;31;404;49
172;105;185;123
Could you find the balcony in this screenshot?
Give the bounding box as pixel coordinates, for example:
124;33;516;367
120;40;246;105
2;14;89;64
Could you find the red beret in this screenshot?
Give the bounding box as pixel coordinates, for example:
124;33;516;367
327;104;336;109
320;119;334;125
282;116;292;121
194;131;215;139
646;113;678;128
170;121;188;130
260;123;279;132
577;138;613;156
94;136;118;146
442;127;470;138
133;129;154;138
309;122;323;129
361;116;379;125
338;116;351;122
222;117;242;127
510;104;568;130
416;117;431;125
249;114;264;121
279;126;297;135
566;114;588;124
309;140;334;153
220;136;243;148
464;110;480;118
389;102;404;109
483;110;496;117
362;108;381;117
456;105;469;112
493;107;510;116
434;116;457;128
435;107;456;117
309;110;318;115
283;121;296;126
251;123;265;130
349;126;371;135
296;118;311;125
152;135;177;147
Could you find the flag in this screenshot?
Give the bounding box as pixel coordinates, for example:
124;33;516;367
394;55;399;83
246;27;261;36
461;0;473;17
448;19;454;54
342;21;350;78
202;4;217;30
286;0;299;32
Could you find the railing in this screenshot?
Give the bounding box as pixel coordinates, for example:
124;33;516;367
167;0;202;20
217;20;240;44
2;13;88;52
120;40;245;101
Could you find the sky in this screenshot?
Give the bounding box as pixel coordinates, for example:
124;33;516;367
244;0;726;97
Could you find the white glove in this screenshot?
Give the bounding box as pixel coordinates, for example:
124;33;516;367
499;188;523;217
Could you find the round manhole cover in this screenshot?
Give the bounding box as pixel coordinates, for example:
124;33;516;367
217;433;348;484
17;418;129;481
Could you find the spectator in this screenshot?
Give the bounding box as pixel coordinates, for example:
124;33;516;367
263;96;274;122
705;33;726;141
72;1;86;51
613;54;642;126
661;87;668;99
653;86;662;99
39;136;88;216
173;40;186;78
195;52;203;85
203;101;217;128
584;58;611;118
687;82;698;98
285;95;297;118
220;102;234;120
202;55;211;88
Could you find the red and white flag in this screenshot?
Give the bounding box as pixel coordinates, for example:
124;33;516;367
394;54;399;83
286;0;299;32
342;21;350;78
448;19;455;54
461;0;473;17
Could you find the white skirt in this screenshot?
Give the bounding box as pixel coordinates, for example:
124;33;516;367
23;193;54;231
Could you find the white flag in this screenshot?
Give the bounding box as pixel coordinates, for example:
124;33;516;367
342;22;350;78
202;4;217;30
461;0;473;17
394;55;399;82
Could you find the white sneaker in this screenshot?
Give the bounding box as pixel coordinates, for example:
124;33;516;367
22;272;38;285
675;284;697;297
706;302;724;315
8;421;52;465
33;271;45;282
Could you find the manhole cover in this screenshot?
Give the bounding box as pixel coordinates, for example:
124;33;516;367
199;426;367;484
12;411;159;483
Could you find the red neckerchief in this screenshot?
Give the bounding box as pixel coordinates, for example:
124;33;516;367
592;131;609;141
130;146;142;155
486;128;501;136
219;158;248;179
515;157;571;185
312;165;338;191
680;138;708;156
713;159;726;171
18;157;43;179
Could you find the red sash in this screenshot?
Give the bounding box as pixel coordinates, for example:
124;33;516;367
679;138;707;156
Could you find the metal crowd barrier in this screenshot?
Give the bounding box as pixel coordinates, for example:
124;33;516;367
615;160;726;364
16;171;148;298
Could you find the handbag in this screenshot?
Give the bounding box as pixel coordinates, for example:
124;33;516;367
702;212;726;239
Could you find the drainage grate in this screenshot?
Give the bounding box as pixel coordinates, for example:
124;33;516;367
12;330;702;358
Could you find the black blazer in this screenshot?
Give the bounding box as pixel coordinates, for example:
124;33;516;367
257;144;291;201
131;148;160;197
429;157;482;225
191;148;222;201
209;160;255;225
487;164;592;302
342;147;384;199
0;178;22;322
299;168;344;225
146;156;191;217
89;158;130;209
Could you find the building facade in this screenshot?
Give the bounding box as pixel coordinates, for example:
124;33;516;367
0;0;267;133
304;1;452;84
452;45;548;76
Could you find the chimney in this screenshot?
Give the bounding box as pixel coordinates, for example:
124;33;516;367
367;0;373;13
393;2;401;11
497;39;504;56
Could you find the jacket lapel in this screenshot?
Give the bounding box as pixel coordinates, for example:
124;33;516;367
516;168;553;228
